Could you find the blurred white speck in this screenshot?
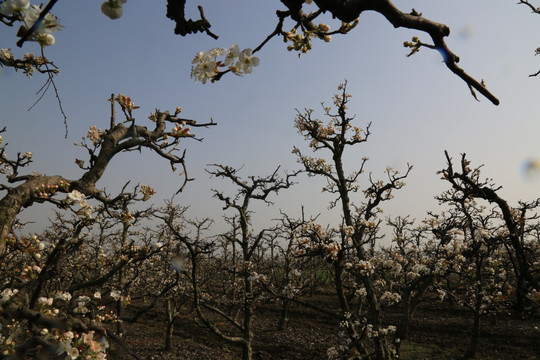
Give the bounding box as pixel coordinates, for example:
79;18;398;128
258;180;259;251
170;255;187;273
458;24;473;40
521;158;540;182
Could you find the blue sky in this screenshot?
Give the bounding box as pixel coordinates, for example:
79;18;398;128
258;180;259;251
2;0;540;237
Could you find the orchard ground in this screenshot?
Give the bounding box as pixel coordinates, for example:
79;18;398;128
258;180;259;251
120;291;540;360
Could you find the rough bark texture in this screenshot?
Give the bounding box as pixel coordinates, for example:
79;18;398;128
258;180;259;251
1;109;211;255
0;175;69;254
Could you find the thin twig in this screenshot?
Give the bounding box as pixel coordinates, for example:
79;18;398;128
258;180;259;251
27;48;69;137
28;78;52;112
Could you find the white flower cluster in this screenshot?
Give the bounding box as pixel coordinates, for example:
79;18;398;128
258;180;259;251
355;287;367;298
0;49;50;77
110;289;122;300
170;121;192;138
55;291;72;302
379;258;403;276
364;325;397;351
282;283;300;299
284;23;332;55
66;190;93;219
407;263;430;280
0;48;13;62
191;44;260;84
86;125;103;146
37;296;54;306
20;263;42;280
323;241;341;261
74;295;91;314
379;291;402;306
355;259;374;275
379;325;397;336
326;346;340;360
298;154;333;174
0;288;18;304
0;0;29;16
56;330;109;360
140;184;156;201
0;1;63;46
340;224;354;236
437;288;446;301
249;272;267;283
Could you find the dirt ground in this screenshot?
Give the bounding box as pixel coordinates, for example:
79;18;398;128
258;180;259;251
119;293;540;360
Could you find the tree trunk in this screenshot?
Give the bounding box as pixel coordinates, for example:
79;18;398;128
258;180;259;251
116;299;124;337
242;276;254;360
165;299;176;351
465;310;480;358
514;271;527;313
241;342;252;360
277;299;290;331
395;295;411;356
395;277;432;357
364;278;392;360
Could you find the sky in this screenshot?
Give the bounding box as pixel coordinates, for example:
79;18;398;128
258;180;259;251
1;0;540;240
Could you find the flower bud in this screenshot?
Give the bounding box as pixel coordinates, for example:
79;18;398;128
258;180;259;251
101;0;125;20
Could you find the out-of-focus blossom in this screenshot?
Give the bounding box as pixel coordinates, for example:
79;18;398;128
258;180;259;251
101;0;126;19
0;0;30;15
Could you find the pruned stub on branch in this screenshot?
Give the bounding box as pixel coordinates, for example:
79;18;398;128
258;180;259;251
166;0;218;39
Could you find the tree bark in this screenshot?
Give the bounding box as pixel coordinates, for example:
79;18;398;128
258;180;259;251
165;299;176;351
277;299;290;331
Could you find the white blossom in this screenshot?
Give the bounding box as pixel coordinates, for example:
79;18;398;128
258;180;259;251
0;0;30;15
67;190;85;202
237;48;260;74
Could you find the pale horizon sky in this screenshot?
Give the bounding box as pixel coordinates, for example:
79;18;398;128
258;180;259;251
2;1;540;240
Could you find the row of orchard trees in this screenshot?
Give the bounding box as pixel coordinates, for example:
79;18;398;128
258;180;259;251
1;1;540;359
1;83;539;360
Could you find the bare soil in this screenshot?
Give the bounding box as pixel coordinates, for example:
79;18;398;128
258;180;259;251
118;293;540;360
